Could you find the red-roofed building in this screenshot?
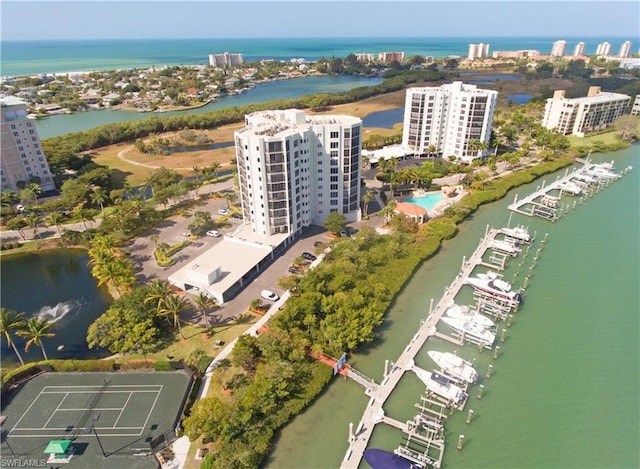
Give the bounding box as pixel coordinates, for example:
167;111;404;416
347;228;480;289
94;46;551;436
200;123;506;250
395;202;428;224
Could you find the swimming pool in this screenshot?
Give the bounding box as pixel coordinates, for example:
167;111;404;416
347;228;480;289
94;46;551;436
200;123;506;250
404;192;445;210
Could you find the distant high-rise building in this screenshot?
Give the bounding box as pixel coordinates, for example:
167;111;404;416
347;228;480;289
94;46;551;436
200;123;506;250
596;42;612;56
573;42;586;56
208;52;243;68
542;87;631;137
234;109;362;236
631;95;640;116
377;52;405;63
468;43;490;60
402;82;498;163
619;41;632;58
551;40;567;57
1;96;55;193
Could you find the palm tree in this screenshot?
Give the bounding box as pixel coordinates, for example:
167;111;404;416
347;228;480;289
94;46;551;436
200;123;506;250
192;165;201;183
90;189;108;216
45;212;64;236
157;294;189;338
0;308;27;365
221;191;237;208
426;144;438;162
26;213;42;239
28;182;42;203
362;190;376;217
208;161;221;181
144;279;173;310
1;189;18;208
17;316;56;360
193;292;216;328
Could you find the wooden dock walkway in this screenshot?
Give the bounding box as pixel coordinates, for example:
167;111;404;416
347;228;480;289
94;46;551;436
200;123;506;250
340;228;503;469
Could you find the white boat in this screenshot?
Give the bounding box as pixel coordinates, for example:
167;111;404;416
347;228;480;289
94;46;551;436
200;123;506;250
558;180;584;196
489;238;521;256
440;317;496;347
445;302;495;328
584;164;620;180
464;271;521;303
571;173;599;186
411;364;467;404
427;351;478;384
499;225;531;244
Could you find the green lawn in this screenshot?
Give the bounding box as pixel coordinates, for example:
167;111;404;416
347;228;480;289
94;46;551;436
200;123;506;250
567;130;623;148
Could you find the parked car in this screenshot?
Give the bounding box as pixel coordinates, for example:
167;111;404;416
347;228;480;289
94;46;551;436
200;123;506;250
288;266;302;275
301;252;317;261
206;230;221;237
218;208;230;215
232;213;243;219
313;241;324;248
261;289;279;301
340;229;347;237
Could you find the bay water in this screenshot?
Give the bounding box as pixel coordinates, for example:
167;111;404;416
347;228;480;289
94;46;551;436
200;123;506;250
264;145;639;469
34;75;383;139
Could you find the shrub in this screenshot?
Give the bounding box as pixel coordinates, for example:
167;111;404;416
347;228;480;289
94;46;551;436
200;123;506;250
154;360;172;371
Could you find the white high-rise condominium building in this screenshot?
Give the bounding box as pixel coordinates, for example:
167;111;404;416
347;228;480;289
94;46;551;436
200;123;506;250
208;52;243;67
619;41;632;58
631;95;640;116
551;40;567;57
573;42;586;56
596;42;611;56
1;96;55;193
468;43;490;60
542;87;631;137
402;82;498;163
234;109;362;237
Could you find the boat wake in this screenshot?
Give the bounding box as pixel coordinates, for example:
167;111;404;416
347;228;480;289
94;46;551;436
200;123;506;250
36;300;78;324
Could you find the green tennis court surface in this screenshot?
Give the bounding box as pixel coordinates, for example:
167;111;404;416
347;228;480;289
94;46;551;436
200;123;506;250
1;371;193;468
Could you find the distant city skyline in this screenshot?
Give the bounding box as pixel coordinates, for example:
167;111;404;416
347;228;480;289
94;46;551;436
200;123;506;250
1;1;639;41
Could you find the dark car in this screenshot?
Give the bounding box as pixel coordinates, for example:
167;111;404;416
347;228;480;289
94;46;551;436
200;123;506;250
288;266;302;275
232;213;243;219
301;252;317;261
313;241;323;248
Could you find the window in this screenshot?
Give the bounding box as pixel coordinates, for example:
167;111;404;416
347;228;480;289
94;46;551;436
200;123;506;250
330;131;339;138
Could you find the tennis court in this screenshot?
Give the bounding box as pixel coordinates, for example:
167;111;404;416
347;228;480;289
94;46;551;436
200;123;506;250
1;371;193;468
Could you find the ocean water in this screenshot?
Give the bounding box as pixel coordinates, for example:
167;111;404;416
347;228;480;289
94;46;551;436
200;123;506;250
1;36;633;77
264;146;639;469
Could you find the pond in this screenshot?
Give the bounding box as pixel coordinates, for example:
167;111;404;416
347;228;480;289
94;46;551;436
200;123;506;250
507;93;534;105
0;249;112;366
362;107;405;129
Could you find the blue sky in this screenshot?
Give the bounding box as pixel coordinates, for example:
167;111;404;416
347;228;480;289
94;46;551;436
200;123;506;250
2;1;639;41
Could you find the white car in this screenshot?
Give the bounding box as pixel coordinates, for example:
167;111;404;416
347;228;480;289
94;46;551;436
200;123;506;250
261;289;279;301
206;230;220;237
218;208;230;215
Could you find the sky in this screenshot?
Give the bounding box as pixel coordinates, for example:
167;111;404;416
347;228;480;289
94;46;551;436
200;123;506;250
1;1;639;41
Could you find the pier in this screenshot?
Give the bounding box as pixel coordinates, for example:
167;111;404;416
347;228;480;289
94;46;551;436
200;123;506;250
340;227;508;469
508;161;630;221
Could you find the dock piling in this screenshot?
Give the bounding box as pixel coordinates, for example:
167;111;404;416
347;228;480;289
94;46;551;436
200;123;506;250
500;328;506;343
477;384;485;400
493;345;500;360
466;409;474;424
487;364;494;379
457;435;464;450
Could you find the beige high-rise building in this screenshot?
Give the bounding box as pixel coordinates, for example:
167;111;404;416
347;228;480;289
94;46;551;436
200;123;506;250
573;42;586;56
619;41;632;58
1;96;55;193
551;40;567;57
542;87;630;137
208;52;243;67
402;82;498;163
596;42;611;56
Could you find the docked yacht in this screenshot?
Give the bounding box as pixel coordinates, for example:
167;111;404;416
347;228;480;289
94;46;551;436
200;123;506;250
464;271;521;303
558;180;584;196
585;164;620;180
489;238;521;256
427;351;479;384
412;365;468;405
571;172;599;186
499;225;532;244
440;316;496;347
445;302;495;328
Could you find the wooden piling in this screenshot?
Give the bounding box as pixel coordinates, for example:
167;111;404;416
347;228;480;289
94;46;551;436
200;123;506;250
457;434;464;450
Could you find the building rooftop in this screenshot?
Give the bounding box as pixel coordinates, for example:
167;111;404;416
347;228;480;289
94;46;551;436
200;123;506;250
0;96;27;107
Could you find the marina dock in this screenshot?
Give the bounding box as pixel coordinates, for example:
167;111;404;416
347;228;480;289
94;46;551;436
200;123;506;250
340;227;512;469
508;160;631;221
